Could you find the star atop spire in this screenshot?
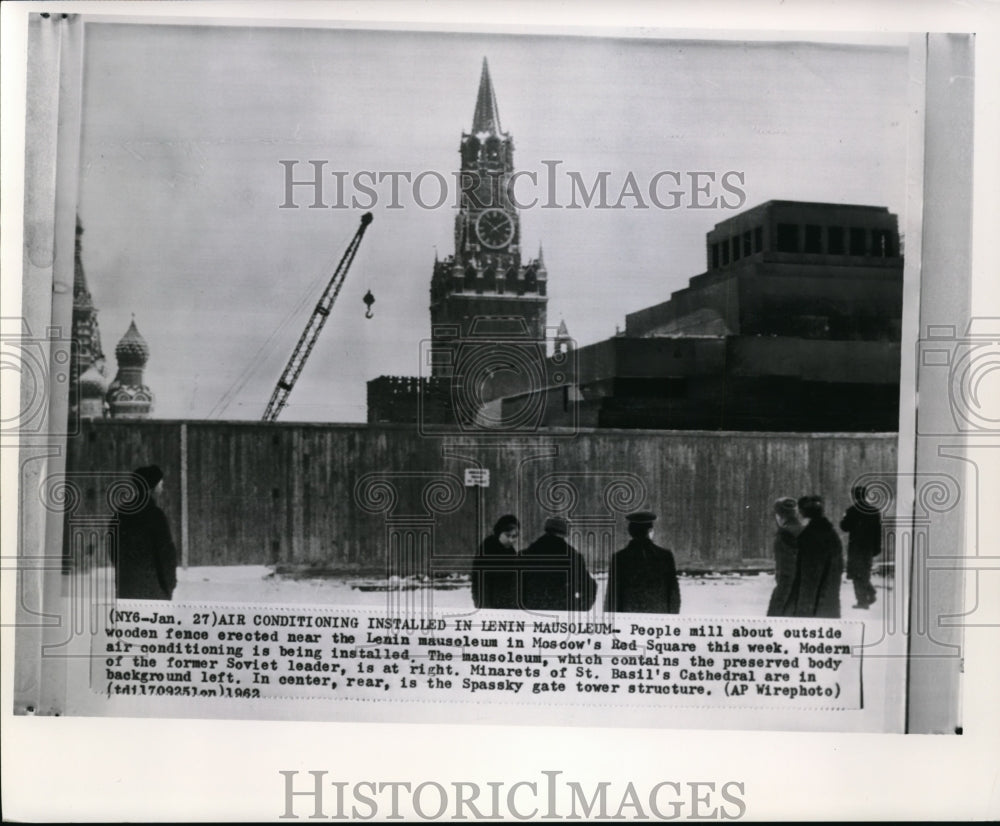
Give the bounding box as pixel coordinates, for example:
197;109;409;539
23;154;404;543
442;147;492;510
471;57;502;135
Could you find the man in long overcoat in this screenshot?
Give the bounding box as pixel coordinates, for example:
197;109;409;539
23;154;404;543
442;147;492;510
839;485;881;609
519;516;596;612
604;511;681;614
790;495;843;619
766;497;803;617
110;465;178;600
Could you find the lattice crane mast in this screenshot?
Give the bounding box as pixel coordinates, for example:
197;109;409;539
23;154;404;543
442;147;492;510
262;212;373;422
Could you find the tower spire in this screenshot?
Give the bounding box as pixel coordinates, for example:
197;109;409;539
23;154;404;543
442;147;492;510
74;216;90;303
555;317;573;355
471;57;502;135
71;215;107;418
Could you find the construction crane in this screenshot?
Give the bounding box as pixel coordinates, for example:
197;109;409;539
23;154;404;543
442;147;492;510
262;212;374;422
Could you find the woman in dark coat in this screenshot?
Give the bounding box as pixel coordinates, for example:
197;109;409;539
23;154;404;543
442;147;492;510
604;511;680;614
110;465;178;600
790;495;844;619
840;485;881;609
766;497;803;617
471;514;520;609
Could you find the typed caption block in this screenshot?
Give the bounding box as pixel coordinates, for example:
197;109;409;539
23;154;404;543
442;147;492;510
92;604;863;709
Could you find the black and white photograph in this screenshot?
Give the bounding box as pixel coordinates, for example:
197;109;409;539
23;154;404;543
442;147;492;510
3;1;999;821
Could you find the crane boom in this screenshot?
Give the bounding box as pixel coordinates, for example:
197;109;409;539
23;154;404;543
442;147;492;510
262;212;373;422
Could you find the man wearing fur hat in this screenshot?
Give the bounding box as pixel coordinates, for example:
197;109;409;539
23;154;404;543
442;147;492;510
110;465;178;600
604;511;681;614
519;516;596;612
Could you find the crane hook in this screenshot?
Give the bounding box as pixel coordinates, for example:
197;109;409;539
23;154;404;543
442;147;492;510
363;289;375;319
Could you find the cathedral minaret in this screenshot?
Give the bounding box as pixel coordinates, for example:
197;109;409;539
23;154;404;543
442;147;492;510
107;318;154;419
429;58;548;378
70;217;108;419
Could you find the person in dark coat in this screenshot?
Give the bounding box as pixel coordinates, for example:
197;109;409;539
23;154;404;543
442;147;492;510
519;516;596;612
789;495;843;619
110;465;178;600
604;511;680;614
766;497;803;617
840;485;881;609
471;514;520;609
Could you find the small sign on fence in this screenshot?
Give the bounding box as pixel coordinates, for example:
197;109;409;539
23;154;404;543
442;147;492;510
464;468;490;487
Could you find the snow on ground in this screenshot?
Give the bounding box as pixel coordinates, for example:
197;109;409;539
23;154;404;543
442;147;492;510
169;565;892;624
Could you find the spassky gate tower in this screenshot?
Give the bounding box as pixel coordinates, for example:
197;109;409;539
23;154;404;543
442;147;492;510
428;59;548;376
367;58;549;425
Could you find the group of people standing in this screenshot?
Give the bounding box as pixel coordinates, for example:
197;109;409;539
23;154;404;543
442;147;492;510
474;488;881;619
472;514;595;613
112;463;881;623
472;511;681;614
766;486;883;619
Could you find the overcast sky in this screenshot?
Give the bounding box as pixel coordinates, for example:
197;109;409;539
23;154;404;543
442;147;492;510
76;23;910;421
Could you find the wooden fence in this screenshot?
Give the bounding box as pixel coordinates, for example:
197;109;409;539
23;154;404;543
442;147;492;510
63;420;898;573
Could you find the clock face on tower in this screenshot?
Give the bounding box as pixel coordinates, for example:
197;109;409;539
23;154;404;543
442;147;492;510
475;209;515;249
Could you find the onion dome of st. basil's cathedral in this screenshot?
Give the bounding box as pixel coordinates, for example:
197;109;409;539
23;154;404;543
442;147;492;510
106;318;154;418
